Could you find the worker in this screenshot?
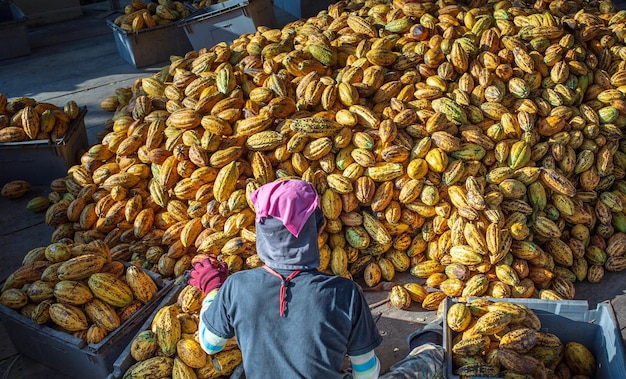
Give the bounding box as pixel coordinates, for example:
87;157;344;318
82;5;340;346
189;179;383;378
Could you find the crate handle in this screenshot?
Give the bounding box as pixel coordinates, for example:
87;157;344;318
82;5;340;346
220;23;233;27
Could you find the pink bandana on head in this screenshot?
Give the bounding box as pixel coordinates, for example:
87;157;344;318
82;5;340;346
250;180;320;238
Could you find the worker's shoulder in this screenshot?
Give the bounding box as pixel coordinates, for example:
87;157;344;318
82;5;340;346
227;268;358;289
309;270;361;288
228;267;264;279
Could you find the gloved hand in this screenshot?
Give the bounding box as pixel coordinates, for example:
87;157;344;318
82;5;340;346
189;256;229;294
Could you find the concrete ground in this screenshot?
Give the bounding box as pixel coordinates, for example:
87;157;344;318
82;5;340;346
1;1;626;378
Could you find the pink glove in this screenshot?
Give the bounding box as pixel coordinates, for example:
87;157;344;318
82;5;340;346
189;257;229;294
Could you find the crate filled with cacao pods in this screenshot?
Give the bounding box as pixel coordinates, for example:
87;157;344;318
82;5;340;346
443;297;626;379
0;96;88;185
0;239;178;378
108;283;243;379
106;0;193;68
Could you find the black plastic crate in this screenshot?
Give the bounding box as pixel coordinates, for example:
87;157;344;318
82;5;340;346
0;107;88;185
0;266;176;378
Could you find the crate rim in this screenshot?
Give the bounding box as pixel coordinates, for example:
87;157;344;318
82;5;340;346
106;18;181;36
109;283;184;379
178;0;252;26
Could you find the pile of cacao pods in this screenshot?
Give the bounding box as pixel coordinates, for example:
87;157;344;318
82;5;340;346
32;0;626;317
0;240;161;344
0;94;82;143
112;0;191;33
122;284;242;379
447;298;597;378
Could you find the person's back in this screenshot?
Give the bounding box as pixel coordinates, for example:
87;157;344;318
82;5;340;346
192;180;382;378
204;267;380;378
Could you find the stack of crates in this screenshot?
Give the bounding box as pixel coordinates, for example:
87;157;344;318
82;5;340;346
13;0;82;26
0;1;30;60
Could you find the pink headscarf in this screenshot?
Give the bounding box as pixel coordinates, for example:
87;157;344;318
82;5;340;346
250;180;320;237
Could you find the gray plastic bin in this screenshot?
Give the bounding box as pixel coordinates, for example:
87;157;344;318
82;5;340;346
108;19;193;68
443;297;626;379
181;0;277;51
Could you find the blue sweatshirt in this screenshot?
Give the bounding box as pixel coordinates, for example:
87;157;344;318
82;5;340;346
198;268;382;379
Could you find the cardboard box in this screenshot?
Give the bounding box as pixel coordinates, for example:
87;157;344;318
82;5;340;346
13;0;82;26
0;269;175;379
0;1;30;60
0;107;88;185
443;297;626;379
180;0;277;51
108;20;193;68
107;284;183;379
273;0;335;19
